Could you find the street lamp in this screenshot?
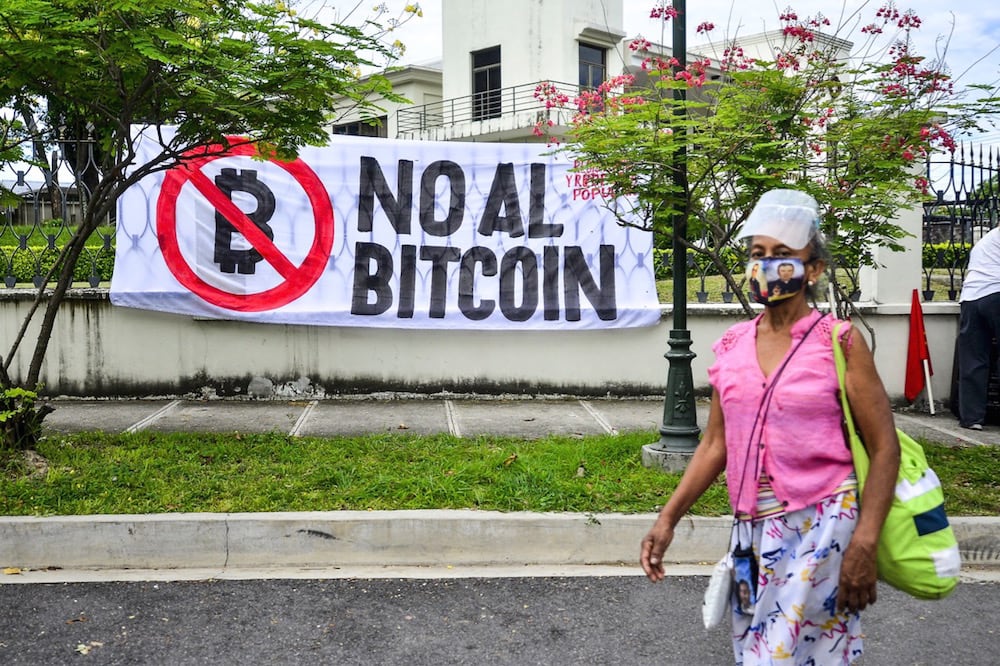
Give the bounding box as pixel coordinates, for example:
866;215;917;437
642;0;701;471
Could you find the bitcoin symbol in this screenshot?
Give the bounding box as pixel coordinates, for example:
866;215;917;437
213;168;276;274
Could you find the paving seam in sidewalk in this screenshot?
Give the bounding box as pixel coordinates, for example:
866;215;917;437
579;400;618;435
289;400;318;437
444;399;462;437
124;399;181;433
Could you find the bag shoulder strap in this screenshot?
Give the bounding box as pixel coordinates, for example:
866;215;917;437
832;322;871;489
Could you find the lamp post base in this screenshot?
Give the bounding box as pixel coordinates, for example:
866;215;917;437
644;328;701;471
641;444;694;473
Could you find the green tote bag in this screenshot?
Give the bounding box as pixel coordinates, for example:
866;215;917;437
832;323;961;599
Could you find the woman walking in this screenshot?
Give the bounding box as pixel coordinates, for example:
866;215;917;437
640;189;900;665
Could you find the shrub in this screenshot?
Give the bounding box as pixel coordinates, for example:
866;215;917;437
0;246;114;286
0;387;52;453
923;242;972;270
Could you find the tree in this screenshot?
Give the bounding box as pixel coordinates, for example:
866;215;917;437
0;110;27;207
0;0;419;451
538;1;999;316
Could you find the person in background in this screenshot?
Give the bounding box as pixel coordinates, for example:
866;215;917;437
767;260;802;299
640;188;900;665
747;259;767;302
957;226;1000;430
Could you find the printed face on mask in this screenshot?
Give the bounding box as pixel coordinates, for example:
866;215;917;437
746;257;806;306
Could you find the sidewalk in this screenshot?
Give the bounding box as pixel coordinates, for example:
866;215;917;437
37;393;1000;446
2;395;998;583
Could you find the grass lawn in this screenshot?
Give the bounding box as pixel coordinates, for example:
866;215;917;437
1;430;996;517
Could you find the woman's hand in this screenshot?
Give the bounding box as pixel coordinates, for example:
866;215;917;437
639;390;727;583
837;537;879;612
640;517;676;582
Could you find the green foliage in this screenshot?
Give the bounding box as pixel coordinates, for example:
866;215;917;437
555;6;999;312
0;219;114;284
0;430;731;516
922;440;1000;516
0;110;28;206
0;0;409;158
654;246;744;280
0;219;102;244
0;0;418;387
0;387;51;453
923;242;972;270
0;429;995;516
0;246;114;285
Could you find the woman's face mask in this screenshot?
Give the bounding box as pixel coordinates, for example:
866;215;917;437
746;257;806;306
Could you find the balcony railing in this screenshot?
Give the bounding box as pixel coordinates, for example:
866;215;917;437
396;80;581;134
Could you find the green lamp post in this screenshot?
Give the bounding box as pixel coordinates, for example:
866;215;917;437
642;0;702;471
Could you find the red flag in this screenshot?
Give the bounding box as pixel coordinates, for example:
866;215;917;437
904;288;933;402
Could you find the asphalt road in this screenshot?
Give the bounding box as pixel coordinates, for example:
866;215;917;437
2;576;997;665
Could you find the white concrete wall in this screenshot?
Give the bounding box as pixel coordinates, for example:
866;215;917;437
442;0;625;100
0;290;959;403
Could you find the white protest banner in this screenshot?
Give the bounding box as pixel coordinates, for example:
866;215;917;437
110;130;661;329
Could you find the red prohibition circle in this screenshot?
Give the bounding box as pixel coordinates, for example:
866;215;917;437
157;141;334;312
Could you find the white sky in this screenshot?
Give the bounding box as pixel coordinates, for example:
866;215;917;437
341;0;1000;146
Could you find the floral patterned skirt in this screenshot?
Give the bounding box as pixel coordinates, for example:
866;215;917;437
730;490;864;666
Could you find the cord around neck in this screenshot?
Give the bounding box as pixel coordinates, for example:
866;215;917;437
732;311;830;518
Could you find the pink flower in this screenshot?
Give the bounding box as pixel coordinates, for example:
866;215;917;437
898;9;921;29
629;37;651;52
696;21;714;34
641;56;678;73
650;2;678;21
775;53;800;71
931;126;957;153
783;24;815;43
721;42;752;71
876;3;901;22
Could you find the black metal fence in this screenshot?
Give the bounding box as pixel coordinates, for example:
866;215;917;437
0;135;114;288
922;142;1000;300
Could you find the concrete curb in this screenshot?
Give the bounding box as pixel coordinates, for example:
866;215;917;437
1;511;997;574
0;511;724;570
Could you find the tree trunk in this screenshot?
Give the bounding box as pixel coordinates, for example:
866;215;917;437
24;219;97;388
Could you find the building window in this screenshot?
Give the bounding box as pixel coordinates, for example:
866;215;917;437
472;46;502;121
579;43;606;90
331;116;388;138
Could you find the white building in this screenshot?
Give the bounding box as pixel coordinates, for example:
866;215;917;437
334;0;629;142
331;0;851;144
